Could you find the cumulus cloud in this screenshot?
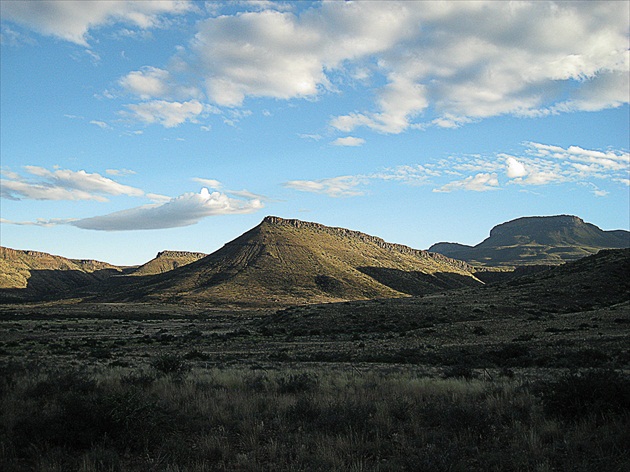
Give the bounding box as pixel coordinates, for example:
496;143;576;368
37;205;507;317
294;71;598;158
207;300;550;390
154;2;630;132
119;67;173;100
283;176;366;198
331;136;365;147
70;188;263;231
505;156;528;179
68;1;624;132
15;3;616;131
433;173;500;193
0;0;193;46
1;166;144;201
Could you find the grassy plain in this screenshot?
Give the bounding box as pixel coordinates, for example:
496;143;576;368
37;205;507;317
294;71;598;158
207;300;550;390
0;294;628;471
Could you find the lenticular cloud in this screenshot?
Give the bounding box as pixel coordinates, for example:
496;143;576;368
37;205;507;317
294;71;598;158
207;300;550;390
71;188;263;231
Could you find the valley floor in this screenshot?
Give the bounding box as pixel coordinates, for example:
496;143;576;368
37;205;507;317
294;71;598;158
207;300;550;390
0;298;629;471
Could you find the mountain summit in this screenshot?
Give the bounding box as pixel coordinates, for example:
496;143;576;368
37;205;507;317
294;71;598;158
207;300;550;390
129;250;207;276
430;215;630;266
93;216;481;306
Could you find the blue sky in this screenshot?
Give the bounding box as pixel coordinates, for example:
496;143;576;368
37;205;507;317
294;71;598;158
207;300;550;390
1;1;628;266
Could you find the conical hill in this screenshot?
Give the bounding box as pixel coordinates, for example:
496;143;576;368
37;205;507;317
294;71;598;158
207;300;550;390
94;216;482;306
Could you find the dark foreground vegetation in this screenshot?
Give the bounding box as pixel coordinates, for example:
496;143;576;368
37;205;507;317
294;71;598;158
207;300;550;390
1;361;629;472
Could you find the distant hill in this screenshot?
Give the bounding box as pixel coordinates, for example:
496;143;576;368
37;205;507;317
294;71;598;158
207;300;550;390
262;248;630;335
0;246;124;301
429;215;630;266
88;216;482;306
129;250;207;276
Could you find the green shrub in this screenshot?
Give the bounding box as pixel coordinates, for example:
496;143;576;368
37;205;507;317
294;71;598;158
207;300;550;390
150;353;190;378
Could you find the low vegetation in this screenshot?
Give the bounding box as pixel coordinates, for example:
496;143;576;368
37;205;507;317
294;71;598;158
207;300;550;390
0;249;627;469
1;362;628;471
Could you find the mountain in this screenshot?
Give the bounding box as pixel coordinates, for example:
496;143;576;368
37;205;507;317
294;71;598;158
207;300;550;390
129;250;207;276
429;215;630;267
263;248;630;336
88;216;482;306
0;246;125;301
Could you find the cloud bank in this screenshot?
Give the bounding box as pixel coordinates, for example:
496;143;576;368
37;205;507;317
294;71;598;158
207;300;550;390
7;2;625;132
107;1;628;131
0;0;193;46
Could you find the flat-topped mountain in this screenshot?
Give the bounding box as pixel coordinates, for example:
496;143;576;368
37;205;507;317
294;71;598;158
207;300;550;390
90;216;482;306
429;215;630;267
0;246;124;301
129;250;207;276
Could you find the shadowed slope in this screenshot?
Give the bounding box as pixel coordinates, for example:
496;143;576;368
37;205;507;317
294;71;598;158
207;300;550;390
263;248;630;335
430;215;630;266
91;216;482;306
0;246;124;301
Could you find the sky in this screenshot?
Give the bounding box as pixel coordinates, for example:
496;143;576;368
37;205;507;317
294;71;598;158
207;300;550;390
1;0;629;266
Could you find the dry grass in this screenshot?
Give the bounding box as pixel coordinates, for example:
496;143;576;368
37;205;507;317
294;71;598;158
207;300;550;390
1;363;629;471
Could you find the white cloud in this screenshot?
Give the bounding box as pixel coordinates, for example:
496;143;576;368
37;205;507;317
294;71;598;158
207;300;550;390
123;99;206;127
0;0;194;46
70;188;263;231
87;1;627;132
503;142;629;188
0;217;76;227
433;173;500;193
192;178;223;189
106;168;136;177
298;133;322;141
1;179;109;202
527;142;630;172
1;166;144;201
331;136;365;147
90;120;111;130
283;176;366;198
282;142;628;198
119;67;172;100
372;165;440;186
227;189;273;202
505;156;528;178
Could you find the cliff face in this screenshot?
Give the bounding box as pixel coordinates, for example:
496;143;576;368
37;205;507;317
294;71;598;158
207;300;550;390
262;217;476;272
